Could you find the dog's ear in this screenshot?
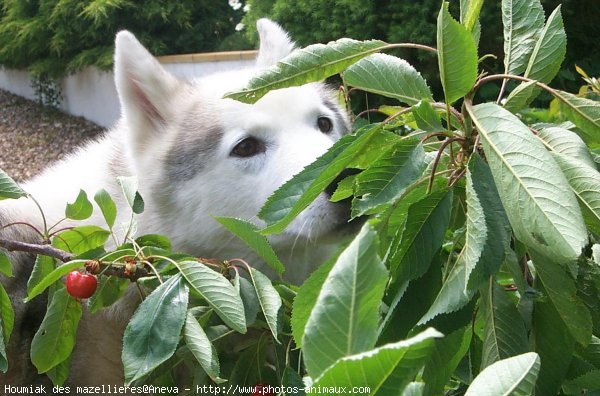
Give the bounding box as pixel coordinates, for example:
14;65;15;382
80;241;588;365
114;31;180;131
255;19;296;67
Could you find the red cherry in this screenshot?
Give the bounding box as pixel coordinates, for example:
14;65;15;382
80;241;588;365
251;384;272;396
66;271;97;299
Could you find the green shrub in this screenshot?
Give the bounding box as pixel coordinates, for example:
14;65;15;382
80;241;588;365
0;0;249;78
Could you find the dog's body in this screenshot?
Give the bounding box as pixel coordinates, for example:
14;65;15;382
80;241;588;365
0;20;351;387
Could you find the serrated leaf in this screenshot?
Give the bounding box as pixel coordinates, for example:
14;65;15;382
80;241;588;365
248;267;282;341
537;126;596;168
52;225;110;256
506;6;567;110
502;0;545;75
26;260;87;302
422;326;471;396
413;100;444;132
226;39;388;103
343;53;433;106
352;138;428;217
0;283;14;343
184;310;223;383
462;0;484;32
65;189;93;220
504;80;537;113
94;188;117;228
480;280;529;369
123;274;188;385
0;251;12;277
437;2;478;104
259;124;383;234
312;328;443;393
0;168;27;201
291;249;337;348
468;103;587;262
30;288;82;373
27;255;55;295
419;156;510;324
236;276;260;326
46;355;71;387
117;176;144;214
523;7;566;85
464;352;540;396
215;217;284;276
533;255;592;347
302;224;388;378
533;280;575;395
88;275;129;314
389;189;453;284
553;91;600;144
175;261;246;334
552;152;600;235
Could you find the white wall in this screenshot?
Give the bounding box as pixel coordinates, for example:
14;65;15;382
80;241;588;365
0;54;256;129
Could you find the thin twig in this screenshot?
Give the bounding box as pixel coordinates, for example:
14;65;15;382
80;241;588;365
427;138;464;193
0;237;73;262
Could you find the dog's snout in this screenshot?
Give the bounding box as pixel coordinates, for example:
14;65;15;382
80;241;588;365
325;168;361;198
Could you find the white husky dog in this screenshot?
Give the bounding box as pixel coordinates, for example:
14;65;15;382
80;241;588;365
0;20;353;386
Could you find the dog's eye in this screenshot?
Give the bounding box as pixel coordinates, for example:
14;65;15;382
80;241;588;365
317;116;333;133
231;137;265;158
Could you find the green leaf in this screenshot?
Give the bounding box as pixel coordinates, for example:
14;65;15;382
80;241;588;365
0;283;14;343
389;189;453;284
30;288;82;373
26;260;87;302
226;38;388;104
291;249;337;348
422;326;472;396
533;255;592;347
229;335;267;386
533;280;576;395
65;189;93;220
537;126;596;168
27;255;55;294
302;224;388;378
247;267;282;341
412;100;444;132
462;0;484;32
343;53;433;106
480;279;529;368
505;6;566;109
502;0;545;75
184;310;223;383
215;217;284;276
46;355;71;387
437;1;478;104
552;152;600;235
135;234;171;250
117;176;144;214
52;225;110;256
94;188;117;228
352;138;428;217
523;6;566;85
468;103;587;262
175;261;246;334
553;91;600;144
0;251;12;277
123;274;188;385
0;168;27;201
419;156;510;324
0;315;6;373
259;124;383;234
312;328;443;393
88;275;129;314
464;352;540;396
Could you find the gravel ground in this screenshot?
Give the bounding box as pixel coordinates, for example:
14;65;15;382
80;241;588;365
0;89;106;181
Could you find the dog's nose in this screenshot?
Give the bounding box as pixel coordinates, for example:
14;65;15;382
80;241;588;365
325;168;361;198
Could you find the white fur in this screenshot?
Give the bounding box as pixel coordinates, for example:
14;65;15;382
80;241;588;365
0;20;351;386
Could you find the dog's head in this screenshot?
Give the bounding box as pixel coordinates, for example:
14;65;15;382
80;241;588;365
113;20;353;274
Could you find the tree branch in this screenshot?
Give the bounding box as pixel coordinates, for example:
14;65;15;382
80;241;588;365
0;237;73;262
